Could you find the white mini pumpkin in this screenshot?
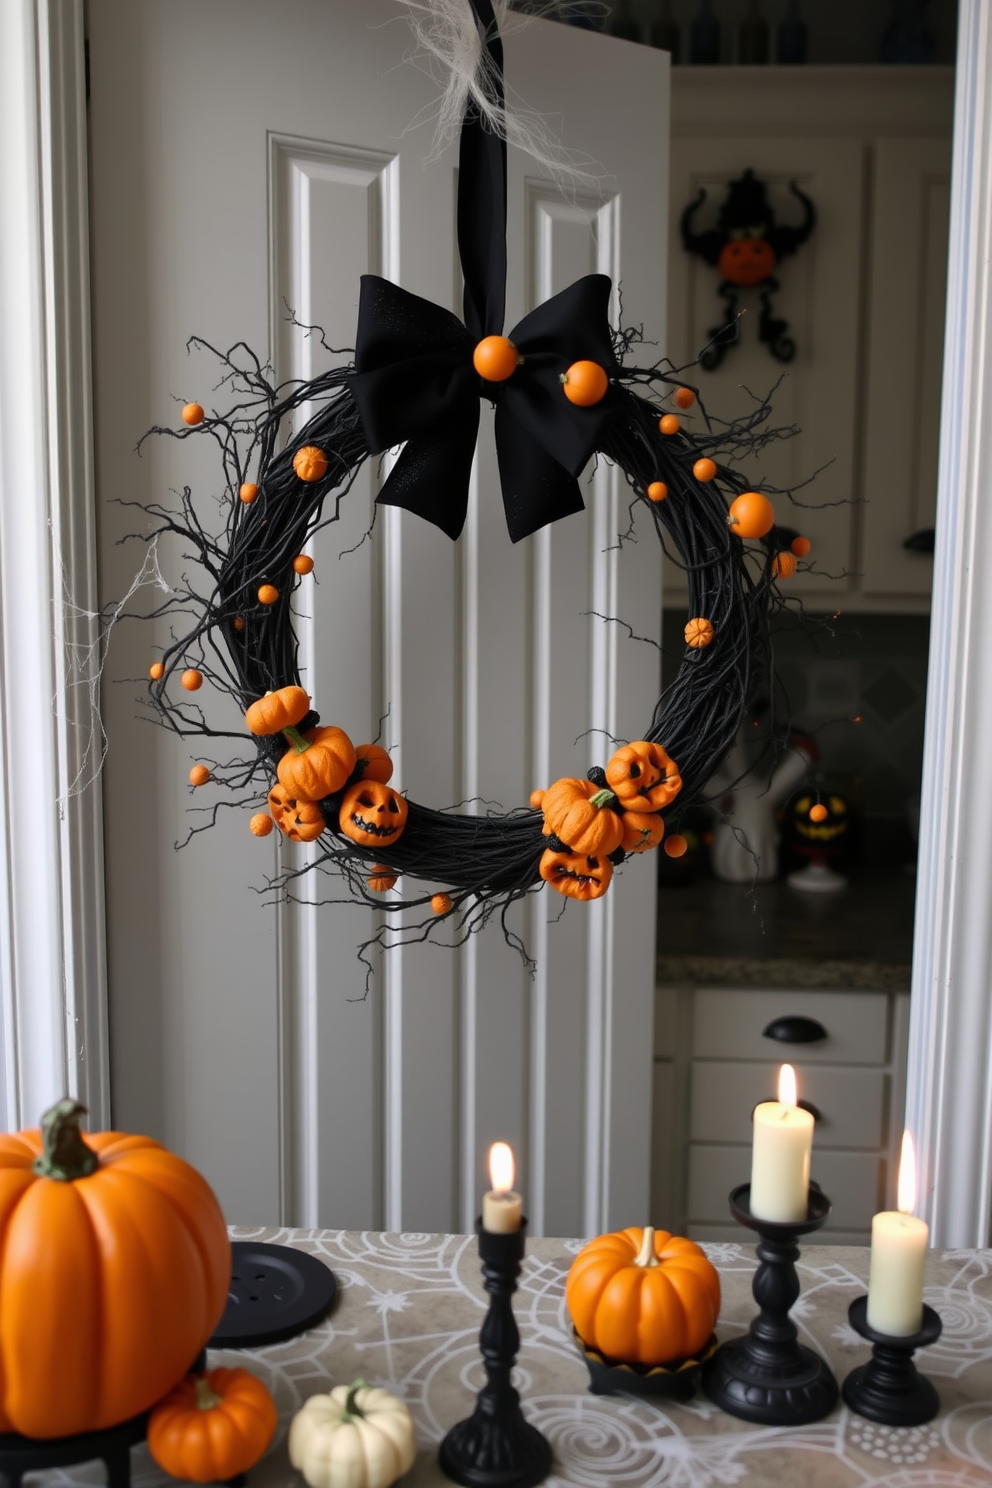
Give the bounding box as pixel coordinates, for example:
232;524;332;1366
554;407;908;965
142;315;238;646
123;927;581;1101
289;1379;416;1488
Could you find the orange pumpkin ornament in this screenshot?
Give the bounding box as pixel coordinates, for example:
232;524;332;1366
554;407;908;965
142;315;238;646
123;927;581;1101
473;335;519;382
293;554;315;576
353;742;394;784
0;1099;230;1439
181;402;205;426
368;865;397;892
566;1225;720;1366
646;481;668;502
257;584;279;606
529;788;545;809
693;458;717;483
238;482;258;504
684;617;715;649
791;535;811;558
149;662;164;681
249;812;274;837
189;765;211;787
809;802;828;823
620;810;666;854
540;847;613;901
181;668;204;692
147;1367;278;1484
268;785;325;843
658;414;680;436
560;360;608;407
605;741;682;813
339;781;409;847
664;834;688;858
773;551;797;579
292;445;328;482
674;386;696;410
245;686;310;737
541;778;624;856
278;725;357;802
432;893;452;915
233;616;246;632
727;491;775;539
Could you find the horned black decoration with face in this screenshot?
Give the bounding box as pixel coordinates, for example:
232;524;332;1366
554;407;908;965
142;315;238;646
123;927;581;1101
681;168;816;371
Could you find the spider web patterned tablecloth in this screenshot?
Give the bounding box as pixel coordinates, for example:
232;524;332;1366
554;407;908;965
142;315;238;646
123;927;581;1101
43;1231;992;1488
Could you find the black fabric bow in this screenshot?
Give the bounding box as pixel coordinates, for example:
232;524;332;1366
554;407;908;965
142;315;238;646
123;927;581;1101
345;0;618;543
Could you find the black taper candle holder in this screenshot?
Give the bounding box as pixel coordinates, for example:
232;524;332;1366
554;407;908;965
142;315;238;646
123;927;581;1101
842;1296;942;1425
702;1182;839;1424
439;1219;552;1488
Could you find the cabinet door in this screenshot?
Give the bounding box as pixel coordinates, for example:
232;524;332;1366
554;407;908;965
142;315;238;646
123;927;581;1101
860;138;952;598
667;138;865;604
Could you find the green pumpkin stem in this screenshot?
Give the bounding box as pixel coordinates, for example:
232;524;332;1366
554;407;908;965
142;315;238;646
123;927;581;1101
342;1379;369;1422
590;787;618;811
194;1374;222;1412
32;1098;99;1182
282;725;311;755
634;1226;660;1268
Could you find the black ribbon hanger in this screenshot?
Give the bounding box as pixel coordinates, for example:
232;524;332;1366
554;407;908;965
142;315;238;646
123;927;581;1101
347;0;618;542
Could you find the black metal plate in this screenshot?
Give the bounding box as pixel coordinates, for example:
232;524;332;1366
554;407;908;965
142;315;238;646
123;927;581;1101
210;1241;337;1348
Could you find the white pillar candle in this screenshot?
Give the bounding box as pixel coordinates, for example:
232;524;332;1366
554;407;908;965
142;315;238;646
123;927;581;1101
750;1064;814;1223
482;1141;522;1233
866;1131;928;1336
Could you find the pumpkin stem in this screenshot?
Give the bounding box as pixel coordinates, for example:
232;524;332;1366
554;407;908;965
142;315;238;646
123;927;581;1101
32;1098;99;1182
342;1379;369;1423
282;725;311;754
193;1374;222;1412
634;1226;660;1268
589;787;618;811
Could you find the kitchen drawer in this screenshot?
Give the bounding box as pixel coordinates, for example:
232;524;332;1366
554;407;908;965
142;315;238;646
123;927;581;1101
687;1145;885;1231
692;989;889;1065
690;1061;887;1150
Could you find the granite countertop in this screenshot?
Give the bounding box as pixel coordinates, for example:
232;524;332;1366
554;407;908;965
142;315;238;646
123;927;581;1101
656;868;915;990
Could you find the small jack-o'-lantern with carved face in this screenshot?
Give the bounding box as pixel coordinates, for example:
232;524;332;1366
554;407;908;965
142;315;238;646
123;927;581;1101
339;780;409;846
539;847;613;901
268;784;325;842
606;741;682;813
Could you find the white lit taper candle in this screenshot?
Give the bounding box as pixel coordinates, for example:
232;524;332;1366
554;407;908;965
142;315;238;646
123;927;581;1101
482;1142;522;1233
750;1063;815;1223
866;1130;928;1336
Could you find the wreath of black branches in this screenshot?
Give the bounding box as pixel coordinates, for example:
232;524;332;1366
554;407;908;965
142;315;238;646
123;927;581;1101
128;320;802;973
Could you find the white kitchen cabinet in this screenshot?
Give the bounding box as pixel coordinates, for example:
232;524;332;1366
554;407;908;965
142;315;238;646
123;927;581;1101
665;67;953;614
651;982;910;1243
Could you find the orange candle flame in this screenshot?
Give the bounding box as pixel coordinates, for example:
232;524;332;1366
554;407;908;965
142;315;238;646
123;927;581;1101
897;1130;917;1215
489;1141;515;1195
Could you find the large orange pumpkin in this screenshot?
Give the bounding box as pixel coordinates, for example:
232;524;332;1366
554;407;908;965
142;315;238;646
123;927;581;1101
566;1225;720;1366
540;778;624;856
0;1099;230;1439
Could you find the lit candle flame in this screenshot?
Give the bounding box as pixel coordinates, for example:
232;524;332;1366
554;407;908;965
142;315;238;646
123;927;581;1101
489;1141;515;1195
897;1130;917;1215
778;1063;797;1107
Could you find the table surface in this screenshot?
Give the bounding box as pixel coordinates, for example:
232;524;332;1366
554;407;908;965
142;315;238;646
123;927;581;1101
56;1229;992;1488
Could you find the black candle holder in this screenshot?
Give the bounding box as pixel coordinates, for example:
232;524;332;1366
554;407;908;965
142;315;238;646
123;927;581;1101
439;1219;552;1488
702;1182;839;1425
842;1295;942;1426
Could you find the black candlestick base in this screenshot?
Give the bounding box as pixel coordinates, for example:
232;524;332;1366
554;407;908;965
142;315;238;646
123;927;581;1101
842;1296;942;1426
702;1183;839;1425
439;1220;552;1488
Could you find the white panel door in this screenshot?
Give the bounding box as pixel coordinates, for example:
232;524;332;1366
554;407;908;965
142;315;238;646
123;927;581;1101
88;1;665;1234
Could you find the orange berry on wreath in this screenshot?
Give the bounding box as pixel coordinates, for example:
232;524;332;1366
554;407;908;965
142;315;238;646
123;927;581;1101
257;584;279;606
809;803;828;823
233;616;245;632
773;551;797;579
647;482;668;502
181;402;204;426
529;789;545;809
664;834;688;858
250;813;274;837
658;414;680;436
473;335;519;382
293;555;315;576
674;386;696;409
292;445;328;482
693;458;717;483
149;662;164;681
560;360;609;407
181;669;203;691
727;491;775;539
432;893;452;915
791;535;811;557
239;482;258;504
189;765;210;787
368;865;398;892
684;617;715;649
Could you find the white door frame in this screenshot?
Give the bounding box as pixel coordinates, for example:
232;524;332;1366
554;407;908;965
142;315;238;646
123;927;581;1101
4;0;991;1246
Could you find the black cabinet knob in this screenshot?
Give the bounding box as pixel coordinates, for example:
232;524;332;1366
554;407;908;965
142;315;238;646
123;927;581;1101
762;1014;828;1044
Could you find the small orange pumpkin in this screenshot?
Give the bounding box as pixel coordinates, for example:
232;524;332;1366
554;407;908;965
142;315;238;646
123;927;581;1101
149;662;164;681
268;785;325;842
620;810;665;854
181;668;203;691
791;535;811;557
339;781;409;846
238;482;258;504
353;742;393;784
245;687;311;737
809;802;828;823
293;554;315;575
664;834;688;858
278;726;357;802
646;481;668;502
693;457;717;483
674;386;696;409
368;865;397;892
250;812;274;837
473;336;519;381
147;1368;278;1484
684;617;715;649
727;491;775;539
529;788;545;809
658;414;680;436
773;551;797;578
561;360;608;407
181;402;204;426
189;765;210;787
257;584;279;606
541;778;624;856
719;236;777;287
432;893;452;915
605;742;682;812
540;847;613;901
293;445;328;482
566;1226;720;1366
